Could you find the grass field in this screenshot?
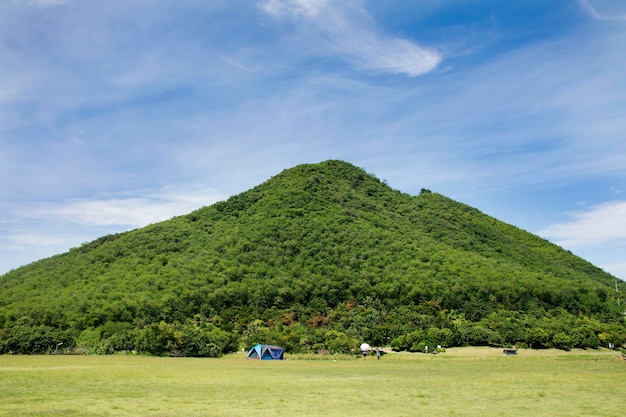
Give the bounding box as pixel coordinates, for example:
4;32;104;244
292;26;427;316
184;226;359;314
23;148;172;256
1;348;624;416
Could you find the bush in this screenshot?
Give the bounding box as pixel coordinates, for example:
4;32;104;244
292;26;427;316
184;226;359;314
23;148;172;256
0;323;71;354
525;328;552;349
551;332;573;350
323;330;358;354
462;325;493;346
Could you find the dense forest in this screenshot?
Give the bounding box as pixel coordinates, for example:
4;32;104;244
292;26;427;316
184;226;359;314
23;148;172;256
1;160;625;356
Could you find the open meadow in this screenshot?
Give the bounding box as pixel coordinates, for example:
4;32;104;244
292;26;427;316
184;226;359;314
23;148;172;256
1;348;624;417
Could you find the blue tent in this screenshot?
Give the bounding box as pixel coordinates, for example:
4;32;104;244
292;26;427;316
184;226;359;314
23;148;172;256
247;344;284;360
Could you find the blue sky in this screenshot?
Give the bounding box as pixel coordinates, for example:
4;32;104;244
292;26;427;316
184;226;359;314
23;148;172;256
1;0;625;280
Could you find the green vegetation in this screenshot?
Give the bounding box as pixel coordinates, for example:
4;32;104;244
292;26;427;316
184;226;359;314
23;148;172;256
1;160;625;356
0;350;625;416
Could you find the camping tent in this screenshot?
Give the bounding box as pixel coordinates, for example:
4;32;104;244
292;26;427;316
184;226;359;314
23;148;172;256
247;344;284;360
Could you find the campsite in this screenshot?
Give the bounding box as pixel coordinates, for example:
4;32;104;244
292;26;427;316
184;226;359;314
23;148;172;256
247;344;285;360
1;348;624;417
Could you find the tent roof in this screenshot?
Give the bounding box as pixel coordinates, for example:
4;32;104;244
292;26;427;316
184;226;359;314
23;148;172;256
247;344;284;360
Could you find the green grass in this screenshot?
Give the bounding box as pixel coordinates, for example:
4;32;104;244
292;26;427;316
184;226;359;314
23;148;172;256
1;348;624;416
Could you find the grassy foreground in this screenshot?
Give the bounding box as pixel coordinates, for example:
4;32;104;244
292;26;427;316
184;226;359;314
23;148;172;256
0;348;624;417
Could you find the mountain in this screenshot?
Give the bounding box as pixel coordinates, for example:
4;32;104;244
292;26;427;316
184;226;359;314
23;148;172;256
1;160;624;355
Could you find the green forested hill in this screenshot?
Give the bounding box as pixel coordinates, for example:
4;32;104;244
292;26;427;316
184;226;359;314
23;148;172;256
1;160;624;355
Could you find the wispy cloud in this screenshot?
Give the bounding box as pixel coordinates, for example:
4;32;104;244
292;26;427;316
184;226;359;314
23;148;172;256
393;26;626;196
17;0;69;6
260;0;328;17
34;185;225;228
579;0;626;21
259;0;441;76
6;232;65;247
538;201;626;247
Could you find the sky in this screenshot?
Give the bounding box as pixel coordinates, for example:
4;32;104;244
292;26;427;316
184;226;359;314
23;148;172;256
1;0;625;281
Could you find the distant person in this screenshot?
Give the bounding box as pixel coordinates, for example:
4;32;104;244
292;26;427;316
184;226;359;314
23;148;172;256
362;350;367;360
375;349;381;360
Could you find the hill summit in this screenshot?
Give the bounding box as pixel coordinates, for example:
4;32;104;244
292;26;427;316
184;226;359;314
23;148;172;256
1;160;624;355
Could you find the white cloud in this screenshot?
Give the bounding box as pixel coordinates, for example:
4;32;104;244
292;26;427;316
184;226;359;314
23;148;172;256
260;0;330;17
259;0;440;76
6;232;64;247
538;201;626;247
579;0;626;21
38;185;225;228
10;0;69;6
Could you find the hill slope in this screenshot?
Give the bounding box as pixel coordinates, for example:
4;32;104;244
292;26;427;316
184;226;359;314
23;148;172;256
1;160;624;355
